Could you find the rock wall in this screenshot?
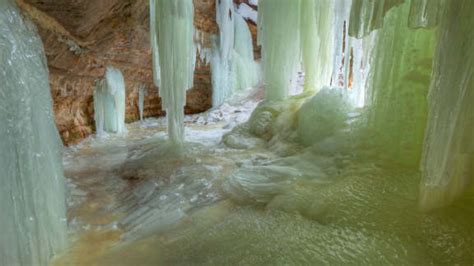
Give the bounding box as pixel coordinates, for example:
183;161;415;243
17;0;256;145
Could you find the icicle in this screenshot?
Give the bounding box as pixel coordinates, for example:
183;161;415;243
313;0;336;90
365;0;435;167
93;79;106;137
212;1;260;106
153;0;196;145
138;85;146;121
150;0;160;87
259;0;302;100
349;0;404;38
331;0;352;88
419;0;474;211
299;0;319;92
408;0;444;29
232;12;260;91
0;0;67;265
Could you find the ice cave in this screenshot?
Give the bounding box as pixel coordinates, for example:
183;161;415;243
0;0;473;265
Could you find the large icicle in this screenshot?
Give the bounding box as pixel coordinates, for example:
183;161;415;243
138;85;146;121
232;12;260;91
258;0;302;100
153;0;196;145
364;0;435;167
0;0;67;265
150;0;160;87
349;0;403;38
105;66;126;134
419;0;474;211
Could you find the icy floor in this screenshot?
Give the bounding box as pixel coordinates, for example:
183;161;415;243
53;88;473;265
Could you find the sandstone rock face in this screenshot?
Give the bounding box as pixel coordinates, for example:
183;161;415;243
17;0;256;145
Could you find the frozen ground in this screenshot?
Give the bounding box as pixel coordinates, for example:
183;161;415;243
53;87;473;265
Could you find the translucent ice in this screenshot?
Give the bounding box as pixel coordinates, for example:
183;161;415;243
93;66;127;135
419;0;474;211
0;0;67;265
151;0;196;145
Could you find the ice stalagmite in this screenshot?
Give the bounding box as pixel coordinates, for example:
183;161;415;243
93;66;126;135
258;0;302;100
153;0;196;145
138;85;146;121
420;0;474;211
0;0;67;265
364;1;435;167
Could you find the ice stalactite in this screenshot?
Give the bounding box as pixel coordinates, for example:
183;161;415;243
149;0;160;88
138;85;146;121
152;0;196;145
349;0;404;39
419;0;474;211
211;0;260;107
363;0;435;167
300;0;339;92
0;0;67;265
94;67;127;136
408;0;444;29
258;0;302;101
330;0;352;89
232;12;260;92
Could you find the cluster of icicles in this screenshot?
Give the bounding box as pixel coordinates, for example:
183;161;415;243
0;0;472;265
146;0;473;212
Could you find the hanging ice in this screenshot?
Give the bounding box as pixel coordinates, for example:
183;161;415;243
150;0;160;88
211;0;260;107
363;0;435;167
258;0;302;100
349;0;403;38
419;0;474;211
93;66;127;136
152;0;196;145
232;12;260;92
0;0;67;265
138;85;146;121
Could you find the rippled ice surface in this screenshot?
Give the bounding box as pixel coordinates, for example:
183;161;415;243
53;90;473;265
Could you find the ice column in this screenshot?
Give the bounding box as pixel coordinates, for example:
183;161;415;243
232;12;260;92
211;0;234;107
419;0;474;211
0;0;67;265
363;1;435;167
138;85;146;121
152;0;196;145
150;0;160;87
94;67;126;135
258;0;302;100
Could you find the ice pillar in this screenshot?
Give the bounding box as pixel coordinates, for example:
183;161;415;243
152;0;196;145
93;66;127;135
363;1;436;167
0;0;67;265
258;0;302;101
419;0;474;211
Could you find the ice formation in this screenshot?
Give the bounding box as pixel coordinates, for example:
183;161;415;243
149;0;160;87
0;0;67;265
151;0;196;145
93;66;127;136
364;1;435;167
420;0;474;210
138;85;146;121
258;0;302;100
211;0;260;107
